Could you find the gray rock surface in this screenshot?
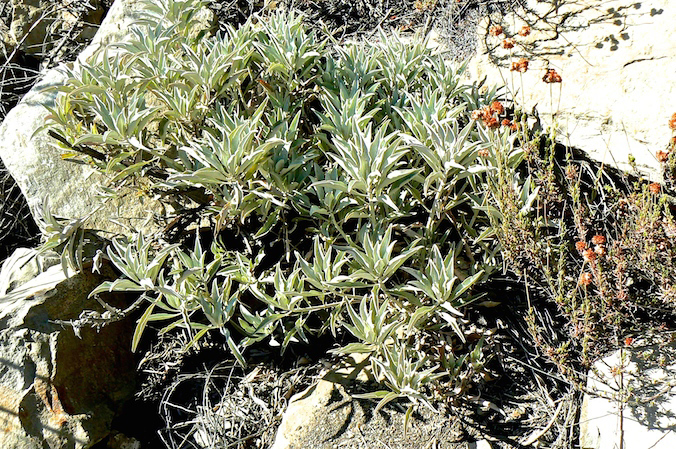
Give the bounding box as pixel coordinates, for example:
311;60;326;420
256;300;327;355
2;0;105;56
0;247;59;295
0;261;136;449
580;337;676;449
0;0;166;238
467;0;675;181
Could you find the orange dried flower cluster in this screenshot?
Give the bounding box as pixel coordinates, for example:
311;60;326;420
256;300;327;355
579;272;593;286
657;150;669;163
511;58;529;73
591;235;606;245
500;119;517;130
518;25;531;36
624;337;634;346
543;68;562;83
575;241;587;252
478;149;490;158
472;102;506;129
582;248;597;262
649;182;661;194
669;112;676;130
489;25;503;36
502;38;515;49
490;101;504;115
485;117;499;129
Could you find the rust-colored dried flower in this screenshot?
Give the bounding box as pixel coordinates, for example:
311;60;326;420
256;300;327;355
575;241;587;252
649;182;661;194
594;245;606;257
582;248;596;262
518;25;531;36
490;101;504;115
624;337;633;346
657;150;670;163
510;121;518;131
510;58;529;73
501;119;512;127
543;68;562;83
502;38;516;49
471;110;482;121
478;149;490;158
489;25;503;36
485;117;500;129
579;272;593;286
591;235;606;245
669;112;676;130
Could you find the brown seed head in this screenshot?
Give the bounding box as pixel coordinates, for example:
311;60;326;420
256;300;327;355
670;112;676;130
649;182;661;194
518;25;531;36
502;38;515;49
543;68;562;83
591;235;606;245
489;25;503;36
485;117;500;129
575;241;587;252
657;150;670;163
510;58;529;73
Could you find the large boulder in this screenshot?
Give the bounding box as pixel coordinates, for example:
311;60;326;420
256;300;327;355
0;0;215;238
580;337;676;449
0;0;163;238
0;0;177;240
0;252;136;449
0;65;162;237
467;0;675;180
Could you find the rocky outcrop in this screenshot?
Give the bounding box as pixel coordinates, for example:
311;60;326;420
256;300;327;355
468;0;675;180
0;0;165;238
580;337;676;449
1;0;105;57
0;0;216;239
0;249;136;449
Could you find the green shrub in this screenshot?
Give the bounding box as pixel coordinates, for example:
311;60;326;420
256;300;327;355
39;0;533;411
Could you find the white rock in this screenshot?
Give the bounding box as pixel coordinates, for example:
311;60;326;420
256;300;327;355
469;440;492;449
467;0;675;180
0;0;168;237
580;340;676;449
272;380;343;449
